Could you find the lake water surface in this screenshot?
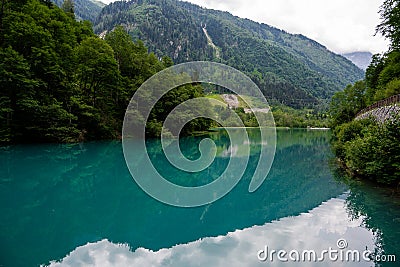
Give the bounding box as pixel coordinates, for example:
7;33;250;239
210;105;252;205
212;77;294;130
0;129;399;266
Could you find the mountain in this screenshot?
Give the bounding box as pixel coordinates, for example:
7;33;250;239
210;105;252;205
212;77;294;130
52;0;105;23
93;0;364;108
342;52;373;71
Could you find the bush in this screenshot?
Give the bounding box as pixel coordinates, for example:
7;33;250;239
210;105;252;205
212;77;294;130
332;117;400;184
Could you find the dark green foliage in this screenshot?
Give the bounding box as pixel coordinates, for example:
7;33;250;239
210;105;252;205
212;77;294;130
0;0;94;143
93;0;364;109
365;51;400;103
329;81;366;128
365;53;386;101
332;118;400;184
331;119;370;159
0;47;38;142
0;0;209;143
377;0;400;50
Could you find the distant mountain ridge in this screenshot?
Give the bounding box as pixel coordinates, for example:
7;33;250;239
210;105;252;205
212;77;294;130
342;52;373;71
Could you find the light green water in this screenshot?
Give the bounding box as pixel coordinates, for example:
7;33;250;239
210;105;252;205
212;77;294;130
0;129;399;266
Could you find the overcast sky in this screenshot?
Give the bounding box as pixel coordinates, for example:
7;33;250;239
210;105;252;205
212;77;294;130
99;0;389;54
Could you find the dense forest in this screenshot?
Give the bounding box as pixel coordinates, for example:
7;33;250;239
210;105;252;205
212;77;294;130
93;0;364;109
0;0;211;143
329;0;400;185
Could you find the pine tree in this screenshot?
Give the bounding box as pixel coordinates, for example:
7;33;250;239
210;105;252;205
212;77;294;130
61;0;74;17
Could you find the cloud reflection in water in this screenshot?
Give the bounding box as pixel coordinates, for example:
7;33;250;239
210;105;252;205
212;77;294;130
46;194;375;267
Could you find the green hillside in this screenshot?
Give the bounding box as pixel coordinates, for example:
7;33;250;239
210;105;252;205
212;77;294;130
93;0;364;108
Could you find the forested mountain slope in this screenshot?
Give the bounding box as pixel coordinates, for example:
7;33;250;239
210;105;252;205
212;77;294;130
93;0;364;108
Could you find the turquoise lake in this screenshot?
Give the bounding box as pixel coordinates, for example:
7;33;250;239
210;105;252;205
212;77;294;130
0;129;399;266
